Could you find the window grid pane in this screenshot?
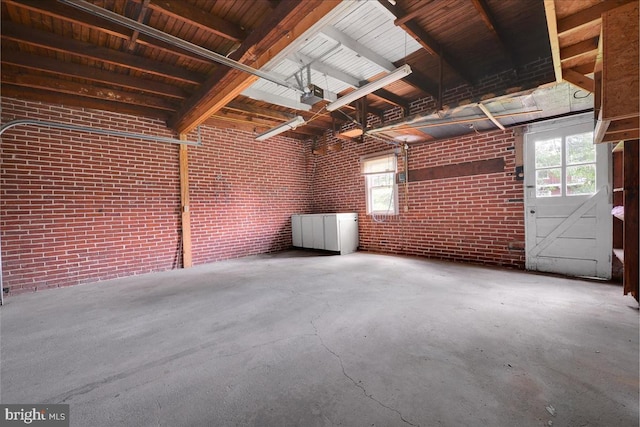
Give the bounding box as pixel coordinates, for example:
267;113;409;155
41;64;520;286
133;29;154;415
566;164;596;195
363;154;397;215
536;168;562;197
566;132;595;165
534;131;597;198
535;138;562;168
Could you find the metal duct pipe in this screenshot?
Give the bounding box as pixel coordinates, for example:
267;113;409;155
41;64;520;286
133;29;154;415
0;119;201;146
57;0;303;94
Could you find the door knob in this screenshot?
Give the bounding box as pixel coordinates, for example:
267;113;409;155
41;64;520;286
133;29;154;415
530;209;535;214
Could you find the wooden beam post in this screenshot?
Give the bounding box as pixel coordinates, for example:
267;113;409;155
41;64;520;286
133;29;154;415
623;140;638;300
179;136;193;268
543;0;563;83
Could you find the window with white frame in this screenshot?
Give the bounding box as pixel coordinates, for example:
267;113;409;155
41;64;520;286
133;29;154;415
534;130;597;198
362;152;398;215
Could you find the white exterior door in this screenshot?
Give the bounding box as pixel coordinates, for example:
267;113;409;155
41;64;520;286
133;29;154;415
524;115;612;279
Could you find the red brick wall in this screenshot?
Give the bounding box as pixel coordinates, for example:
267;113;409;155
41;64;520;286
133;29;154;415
0;57;552;294
0;98;311;295
310;130;525;268
188;126;312;264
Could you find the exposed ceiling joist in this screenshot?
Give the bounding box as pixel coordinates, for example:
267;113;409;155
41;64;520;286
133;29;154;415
371;88;410;112
169;0;339;133
556;0;634;35
401;69;439;98
3;0;211;66
2;71;178;111
544;0;563;82
0;0;554;141
470;0;518;68
1;20;204;85
224;101;295;122
378;0;474;85
2;51;189;100
1;85;170;120
560;38;598;62
241;87;312;111
393;1;432;26
145;0;247;43
126;0;150;52
562;68;594;93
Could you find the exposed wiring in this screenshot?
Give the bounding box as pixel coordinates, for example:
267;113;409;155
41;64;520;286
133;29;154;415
573;90;592;99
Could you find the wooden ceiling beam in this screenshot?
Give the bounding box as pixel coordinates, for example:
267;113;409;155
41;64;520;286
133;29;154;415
378;0;474;85
126;0;150;52
3;0;211;66
146;0;246;43
204;115;326;139
557;0;634;35
223;101;294;121
571;61;597;76
169;0;340;134
470;0;518;68
2;50;188;99
394;2;433;26
562;68;594;93
560;38;598;62
401;68;439;98
544;0;563;82
1;72;178;111
371;88;410;112
1;85;171;120
1;21;205;85
214;109;280;127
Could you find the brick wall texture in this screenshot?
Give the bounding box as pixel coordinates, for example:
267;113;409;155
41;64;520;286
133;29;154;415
310;130;526;268
0;57;552;294
1;98;311;294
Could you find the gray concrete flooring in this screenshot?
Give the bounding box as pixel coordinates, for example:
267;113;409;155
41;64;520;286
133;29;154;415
1;250;638;427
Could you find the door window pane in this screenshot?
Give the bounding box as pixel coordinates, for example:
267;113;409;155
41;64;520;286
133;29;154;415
535;138;562;168
566;164;596;195
533;130;597;198
536;168;562;197
566;133;596;164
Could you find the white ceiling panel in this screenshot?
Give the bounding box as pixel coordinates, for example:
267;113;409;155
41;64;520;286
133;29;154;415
242;0;421;109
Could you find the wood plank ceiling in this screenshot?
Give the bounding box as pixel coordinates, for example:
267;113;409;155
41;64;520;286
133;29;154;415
544;0;639;144
1;0;551;141
544;0;635;93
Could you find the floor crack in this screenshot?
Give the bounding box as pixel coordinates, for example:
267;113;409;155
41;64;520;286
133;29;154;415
310;319;420;427
155;398;162;427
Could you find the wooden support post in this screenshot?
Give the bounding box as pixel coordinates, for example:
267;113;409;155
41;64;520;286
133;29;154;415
623;140;638;301
179;136;193;268
438;52;443;111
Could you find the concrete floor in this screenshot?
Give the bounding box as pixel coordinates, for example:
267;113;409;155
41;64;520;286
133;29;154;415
1;250;638;427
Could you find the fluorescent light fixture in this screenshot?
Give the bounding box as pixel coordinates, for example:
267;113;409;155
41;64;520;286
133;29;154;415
325;64;412;112
255;116;306;141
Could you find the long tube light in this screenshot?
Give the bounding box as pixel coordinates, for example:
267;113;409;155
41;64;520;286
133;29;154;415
325;64;412;112
255;116;306;141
